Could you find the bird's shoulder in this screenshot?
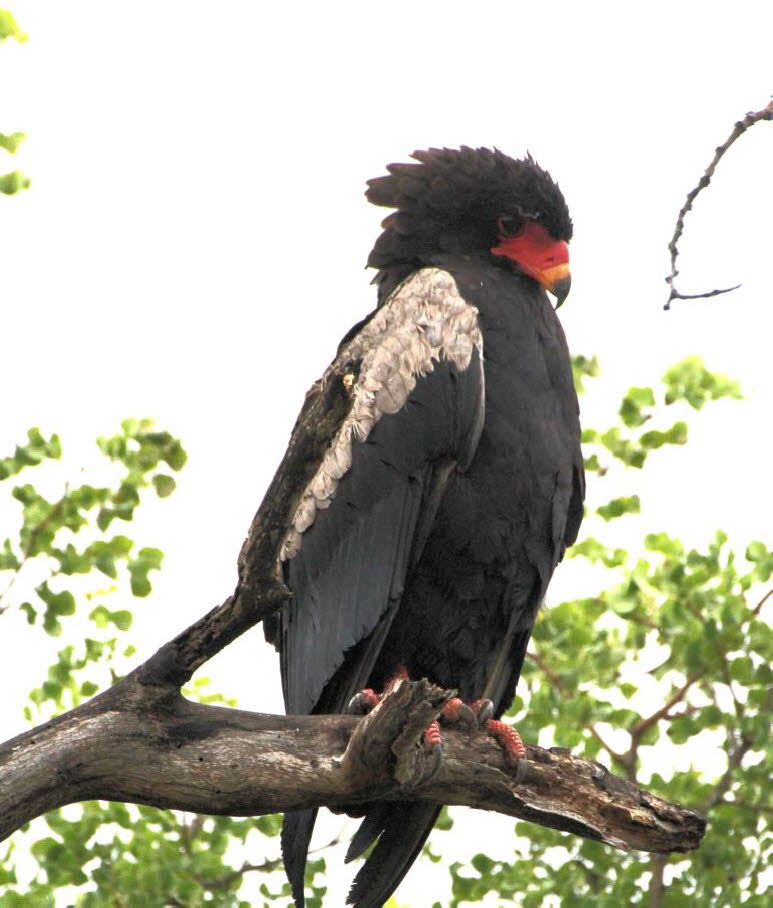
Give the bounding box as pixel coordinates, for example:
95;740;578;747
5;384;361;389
278;266;484;563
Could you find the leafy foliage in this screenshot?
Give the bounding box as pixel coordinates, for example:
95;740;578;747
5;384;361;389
1;805;284;907
580;356;740;477
1;420;186;637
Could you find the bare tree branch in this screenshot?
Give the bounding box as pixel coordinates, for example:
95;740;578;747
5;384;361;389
527;650;631;773
748;588;772;620
700;732;753;813
0;676;705;855
664;98;773;309
629;674;702;741
648;853;668;908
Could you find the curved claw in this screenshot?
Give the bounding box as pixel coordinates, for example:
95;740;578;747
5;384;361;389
347;688;380;715
441;697;478;732
470;698;495;728
457;703;479;731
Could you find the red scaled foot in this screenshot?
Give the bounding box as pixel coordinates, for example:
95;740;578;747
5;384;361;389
486;718;526;765
440;697;478;731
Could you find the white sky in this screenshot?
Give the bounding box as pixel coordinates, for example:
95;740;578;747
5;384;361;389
1;3;771;905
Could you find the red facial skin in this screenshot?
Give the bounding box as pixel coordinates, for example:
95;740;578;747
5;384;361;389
490;220;570;296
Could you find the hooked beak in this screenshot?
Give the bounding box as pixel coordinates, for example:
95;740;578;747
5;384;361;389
542;263;572;308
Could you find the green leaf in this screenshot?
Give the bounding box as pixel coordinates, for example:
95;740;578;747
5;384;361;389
128;547;163;597
729;656;754;684
111;610;132;631
571;354;601;394
0;170;31;195
619;386;655;428
596;495;640;521
662;356;742;408
644;532;684;557
745;541;768;562
152;474;176;498
0;131;26;154
36;583;76;617
0;537;20;570
129;574;151;597
0;10;28;42
667;716;699;744
570;537;627;567
1;429;62;479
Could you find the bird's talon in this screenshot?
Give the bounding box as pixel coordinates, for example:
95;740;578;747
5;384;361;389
347;688;380;715
440;697;477;732
458;703;479;732
471;698;494;728
486;718;526;765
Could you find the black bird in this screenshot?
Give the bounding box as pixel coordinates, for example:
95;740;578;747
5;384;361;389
261;147;584;907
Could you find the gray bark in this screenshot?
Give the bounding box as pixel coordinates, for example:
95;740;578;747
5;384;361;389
0;674;705;854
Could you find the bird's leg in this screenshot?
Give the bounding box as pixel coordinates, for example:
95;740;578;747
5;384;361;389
441;697;525;765
345;665;409;715
485;719;526;764
468;698;526;763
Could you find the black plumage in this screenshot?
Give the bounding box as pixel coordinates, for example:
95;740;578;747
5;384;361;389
263;147;584;908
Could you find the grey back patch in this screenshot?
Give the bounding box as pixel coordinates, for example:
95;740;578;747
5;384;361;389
280;267;483;562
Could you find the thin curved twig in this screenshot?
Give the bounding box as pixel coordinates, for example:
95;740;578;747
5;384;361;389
664;98;773;310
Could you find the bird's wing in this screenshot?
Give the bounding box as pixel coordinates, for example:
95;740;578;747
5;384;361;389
268;268;484;908
273;267;485;718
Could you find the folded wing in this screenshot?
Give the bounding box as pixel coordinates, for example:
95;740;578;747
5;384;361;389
267;268;485;906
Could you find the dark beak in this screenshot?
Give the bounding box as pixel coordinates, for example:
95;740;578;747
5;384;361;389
551;274;572;308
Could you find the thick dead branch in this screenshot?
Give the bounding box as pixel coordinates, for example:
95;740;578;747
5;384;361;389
664;98;773;309
0;678;705;854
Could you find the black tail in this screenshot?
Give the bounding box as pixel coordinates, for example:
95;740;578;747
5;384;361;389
282;807;318;908
346;802;440;908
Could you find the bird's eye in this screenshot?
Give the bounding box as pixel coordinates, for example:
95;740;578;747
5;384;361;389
497;215;523;238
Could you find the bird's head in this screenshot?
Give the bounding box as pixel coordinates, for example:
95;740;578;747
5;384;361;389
366;147;573;306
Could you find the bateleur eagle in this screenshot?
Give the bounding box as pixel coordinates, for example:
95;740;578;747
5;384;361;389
258;146;585;908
